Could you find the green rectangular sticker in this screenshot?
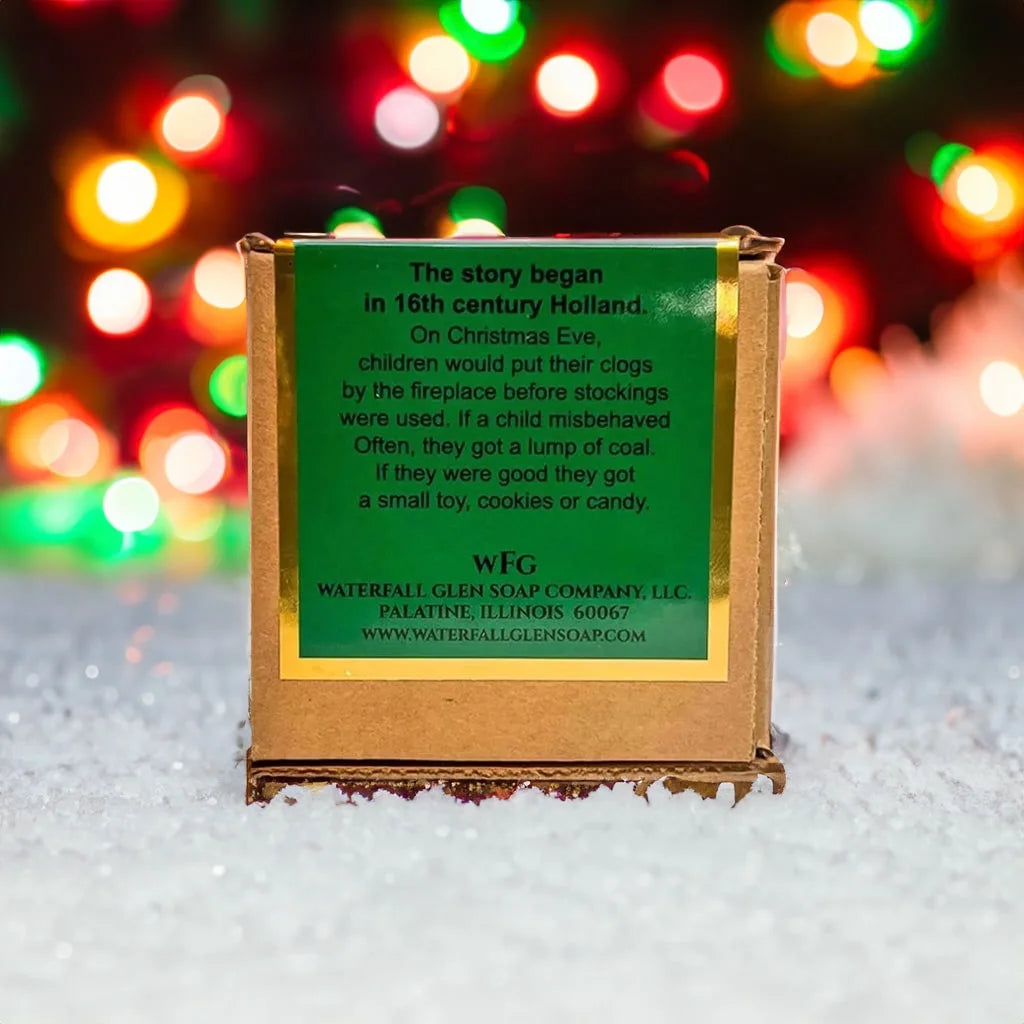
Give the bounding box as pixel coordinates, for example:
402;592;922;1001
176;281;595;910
290;240;721;661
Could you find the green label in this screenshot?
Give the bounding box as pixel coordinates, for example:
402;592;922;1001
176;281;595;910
290;240;720;661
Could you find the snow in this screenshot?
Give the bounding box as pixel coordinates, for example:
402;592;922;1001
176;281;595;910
2;572;1023;1022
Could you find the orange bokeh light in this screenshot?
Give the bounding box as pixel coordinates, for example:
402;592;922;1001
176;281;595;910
135;404;218;493
3;395;116;481
783;260;869;391
66;152;188;252
829;345;888;413
184;248;247;346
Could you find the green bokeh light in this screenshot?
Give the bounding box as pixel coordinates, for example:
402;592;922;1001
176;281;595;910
439;0;526;62
0;333;45;405
209;354;248;417
765;26;818;79
0;50;26;138
931;142;972;187
448;186;507;230
217;0;274;36
215;505;250;570
325;206;383;234
0;484;91;547
859;1;916;50
865;0;926;70
460;0;519;35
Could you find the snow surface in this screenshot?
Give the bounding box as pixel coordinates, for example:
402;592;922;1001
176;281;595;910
2;572;1023;1023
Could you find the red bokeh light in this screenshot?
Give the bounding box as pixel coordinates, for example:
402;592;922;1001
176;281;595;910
662;53;726;114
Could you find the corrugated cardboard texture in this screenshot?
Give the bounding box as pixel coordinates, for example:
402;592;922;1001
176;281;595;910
243;231;783;800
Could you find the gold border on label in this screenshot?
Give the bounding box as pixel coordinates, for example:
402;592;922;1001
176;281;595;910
277;238;738;682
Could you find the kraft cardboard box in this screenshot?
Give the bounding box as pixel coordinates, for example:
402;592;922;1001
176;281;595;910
242;226;785;803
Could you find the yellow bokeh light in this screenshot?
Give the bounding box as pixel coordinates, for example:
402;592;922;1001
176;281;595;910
86;268;152;336
786;280;826;339
979;360;1024;417
535;54;599;116
193;248;245;309
449;217;505;237
955;164;999;216
949;159;1017;223
331;221;385;239
829;346;887;413
67;152;188;251
160;95;224;154
781;269;850;390
96;158;157;224
805;12;859;68
409;35;473;96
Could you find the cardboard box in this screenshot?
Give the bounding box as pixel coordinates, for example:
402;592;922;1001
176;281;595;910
242;227;785;803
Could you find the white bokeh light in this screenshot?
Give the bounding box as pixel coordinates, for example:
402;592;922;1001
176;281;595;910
374;87;442;151
96;159;158;224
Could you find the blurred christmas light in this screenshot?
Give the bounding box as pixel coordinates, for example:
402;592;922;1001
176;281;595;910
930;141;972;186
829;345;887;413
331;222;384;239
767;2;819;78
86;268;151;335
5;399;77;477
102;476;160;533
184;288;245;346
171;74;232;113
786;280;826;339
805;12;859;68
932;145;1024;261
0;334;45;404
448;218;505;237
769;1;910;84
37;417;104;478
209;354;247;417
373;86;441;151
448;186;506;230
193;248;245;309
163;431;228;495
782;262;867;390
408;35;473;97
66;152;188;251
858;1;915;51
978;360;1024;417
536;54;599;117
327;205;384;238
160;94;224;154
0;50;27;147
96;158;157;223
0;482;93;549
661;53;725;114
953;163;1000;218
944;155;1018;224
460;0;518;34
439;0;526;62
136;405;211;474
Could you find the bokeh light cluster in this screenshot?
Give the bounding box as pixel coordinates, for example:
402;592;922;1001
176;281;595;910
1;0;1021;573
768;0;934;85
